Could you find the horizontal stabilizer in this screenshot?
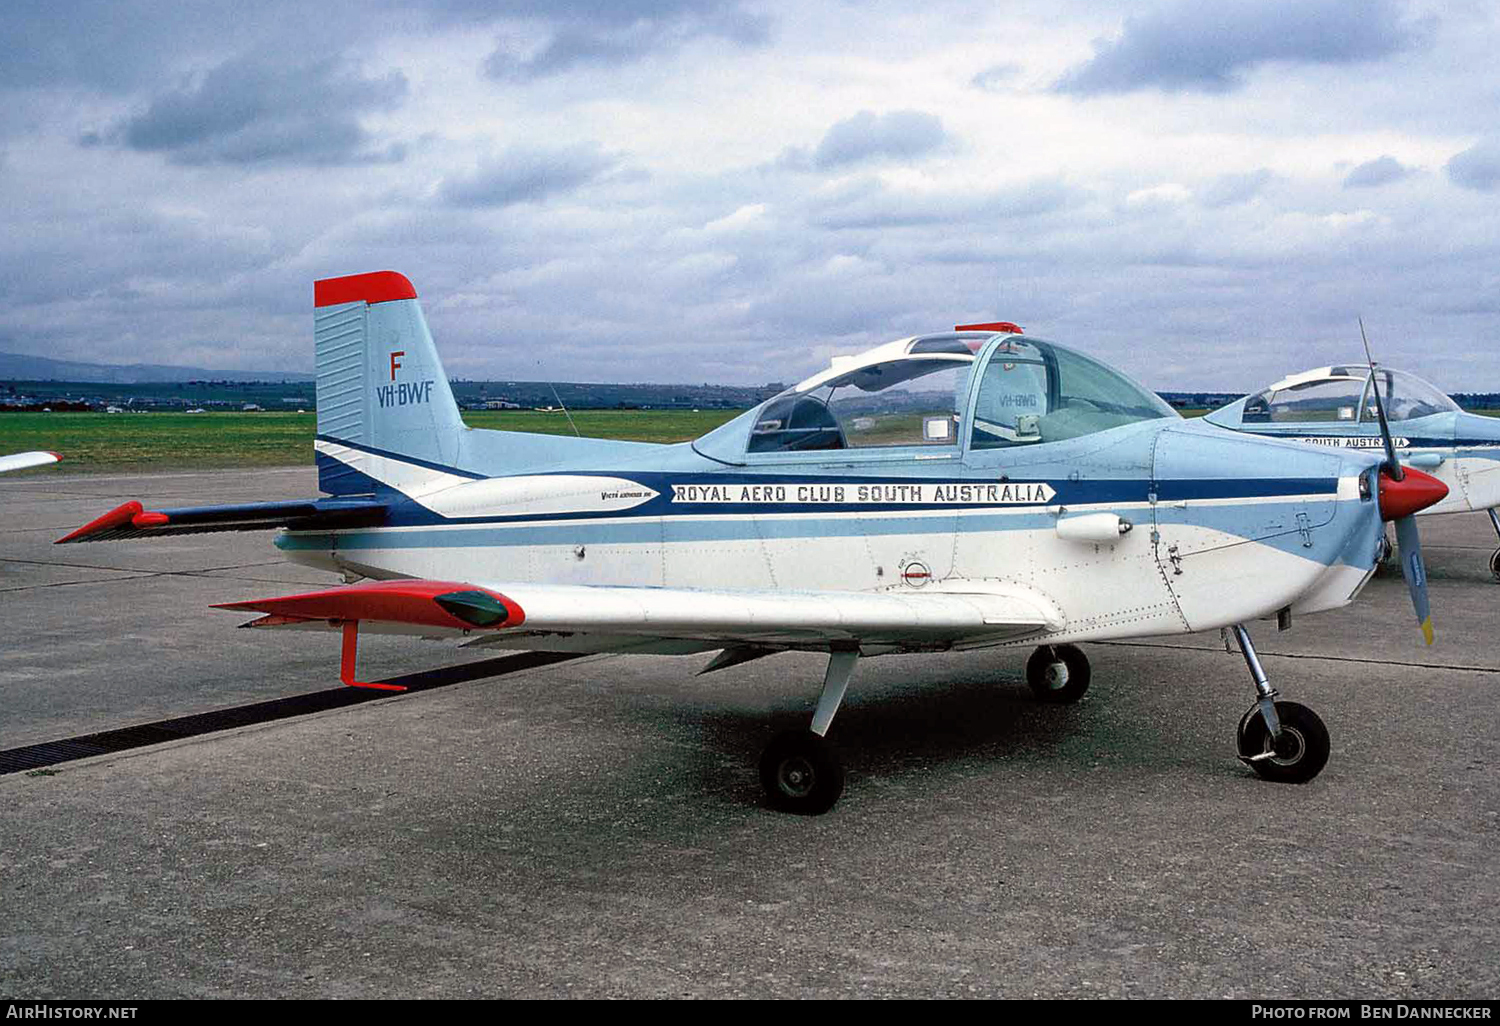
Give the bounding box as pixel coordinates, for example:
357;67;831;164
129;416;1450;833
56;497;388;544
216;579;524;631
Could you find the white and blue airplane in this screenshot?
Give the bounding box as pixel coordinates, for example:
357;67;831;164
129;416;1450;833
1206;364;1500;580
57;272;1450;813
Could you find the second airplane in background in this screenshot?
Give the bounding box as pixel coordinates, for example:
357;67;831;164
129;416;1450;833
1207;365;1500;580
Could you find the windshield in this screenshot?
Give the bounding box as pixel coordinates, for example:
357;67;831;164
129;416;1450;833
969;337;1177;448
1371;369;1459;421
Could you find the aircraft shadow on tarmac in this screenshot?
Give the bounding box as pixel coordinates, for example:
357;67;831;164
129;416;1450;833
655;654;1249;811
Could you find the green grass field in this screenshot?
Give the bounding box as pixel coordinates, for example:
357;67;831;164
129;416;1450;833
0;409;745;473
4;405;1495;474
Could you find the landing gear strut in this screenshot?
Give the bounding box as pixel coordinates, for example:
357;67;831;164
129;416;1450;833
759;648;857;814
1488;510;1500;583
1228;624;1329;783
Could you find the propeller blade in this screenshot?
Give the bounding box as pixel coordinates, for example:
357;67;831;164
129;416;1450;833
1358;318;1402;480
1393;514;1433;645
1361;321;1439;645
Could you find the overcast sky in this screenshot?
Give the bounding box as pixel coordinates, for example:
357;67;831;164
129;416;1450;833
2;0;1498;390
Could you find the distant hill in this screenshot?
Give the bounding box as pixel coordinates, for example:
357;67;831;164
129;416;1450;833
0;350;312;384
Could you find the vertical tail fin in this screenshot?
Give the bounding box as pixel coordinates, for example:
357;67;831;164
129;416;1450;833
314;271;469;496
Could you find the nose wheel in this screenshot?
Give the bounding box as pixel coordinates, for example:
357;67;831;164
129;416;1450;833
1488;510;1500;582
1025;644;1091;703
1236;700;1330;783
1377;531;1395;572
1227;624;1330;783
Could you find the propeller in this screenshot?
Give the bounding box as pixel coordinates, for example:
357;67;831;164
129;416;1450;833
1360;319;1443;645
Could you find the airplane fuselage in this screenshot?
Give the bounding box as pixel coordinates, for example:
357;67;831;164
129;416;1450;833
282;418;1386;651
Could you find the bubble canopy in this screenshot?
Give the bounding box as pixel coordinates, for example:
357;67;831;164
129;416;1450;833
692;331;1177;463
1228;366;1460;426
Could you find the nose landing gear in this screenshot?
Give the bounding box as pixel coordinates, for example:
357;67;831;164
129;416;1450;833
1228;624;1330;783
1488;510;1500;583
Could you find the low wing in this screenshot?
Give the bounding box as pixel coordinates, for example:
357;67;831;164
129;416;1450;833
0;451;60;474
57;497;388;543
216;578;1064;654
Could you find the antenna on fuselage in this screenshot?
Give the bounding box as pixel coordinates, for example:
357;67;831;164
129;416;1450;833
538;360;581;438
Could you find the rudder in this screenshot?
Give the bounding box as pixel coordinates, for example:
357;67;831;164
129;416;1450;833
313;271;468;495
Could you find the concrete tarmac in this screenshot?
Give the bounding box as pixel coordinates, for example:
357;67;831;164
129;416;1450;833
1;467;1497;998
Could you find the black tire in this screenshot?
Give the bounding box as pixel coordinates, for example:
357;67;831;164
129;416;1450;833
1025;644;1091;704
1236;700;1330;784
759;730;844;815
1489;546;1500;583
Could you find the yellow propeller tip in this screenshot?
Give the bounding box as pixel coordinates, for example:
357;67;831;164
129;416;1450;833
1421;618;1434;646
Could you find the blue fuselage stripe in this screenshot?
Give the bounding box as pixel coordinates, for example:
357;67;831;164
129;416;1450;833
362;472;1340;528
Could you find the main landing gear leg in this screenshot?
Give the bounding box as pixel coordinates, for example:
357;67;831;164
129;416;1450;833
759;647;857;814
1229;624;1329;783
1487;509;1500;582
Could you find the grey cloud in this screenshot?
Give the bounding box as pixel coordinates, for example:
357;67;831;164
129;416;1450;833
440;145;619;207
0;2;762;94
485;2;769;78
1446;141;1500;192
0;2;403;94
774;146;814;172
813;178;1077;230
1201;169;1273;208
809;111;948;170
108;56;407;166
435;0;731;25
1344;156;1414;188
971;64;1021;92
1054;0;1427;95
0;2;239;92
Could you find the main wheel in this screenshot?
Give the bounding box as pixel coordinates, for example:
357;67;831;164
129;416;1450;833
759;730;844;815
1489;546;1500;583
1025;644;1091;704
1236;700;1330;783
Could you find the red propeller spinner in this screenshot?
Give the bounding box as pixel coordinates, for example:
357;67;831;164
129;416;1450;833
1378;466;1448;522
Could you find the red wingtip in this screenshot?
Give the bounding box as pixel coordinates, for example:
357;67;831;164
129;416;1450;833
47;452;62;462
56;500;143;544
314;271;417;308
131;511;170;528
955;321;1024;334
1379;466;1449;521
